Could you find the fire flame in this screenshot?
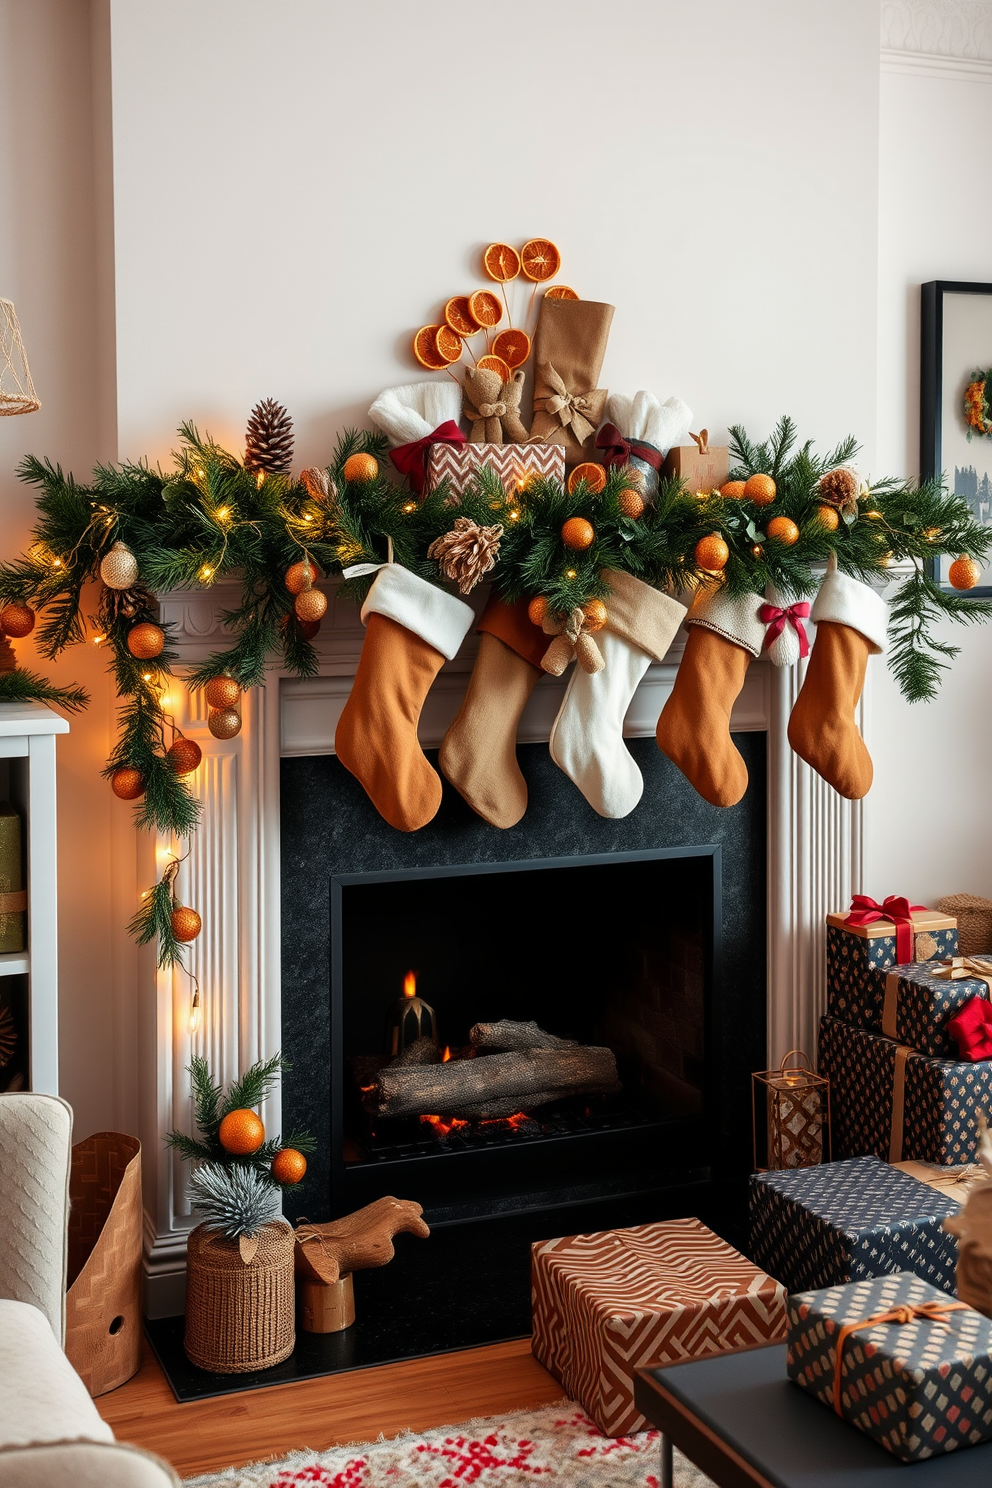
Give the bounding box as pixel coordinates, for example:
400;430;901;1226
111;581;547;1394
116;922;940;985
420;1113;469;1138
403;970;417;1000
442;1045;451;1062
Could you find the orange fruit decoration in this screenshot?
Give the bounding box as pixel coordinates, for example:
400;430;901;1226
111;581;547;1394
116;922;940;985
444;296;480;336
527;596;549;626
477;355;512;382
483;243;520;282
743;473;777;505
695;534;729;572
434;325;463;364
492;328;531;368
583;598;608;631
617;487;645;519
720;480;747;499
544;285;578;301
271;1147;307;1184
562;517;595;551
111;767;144;800
218;1108;265;1155
814;505;840;532
413;325;450;370
567;462;607;495
127;622;165;659
171;905;202;943
343;453;378;483
467;290;502;328
766;516;800;546
0;602;35;638
520;238;562;282
949;554;982;590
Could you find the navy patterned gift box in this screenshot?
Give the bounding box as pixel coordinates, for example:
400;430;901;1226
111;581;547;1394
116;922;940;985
749;1156;959;1295
827;959;991;1058
787;1271;992;1462
826;914;958;1024
819;1014;992;1168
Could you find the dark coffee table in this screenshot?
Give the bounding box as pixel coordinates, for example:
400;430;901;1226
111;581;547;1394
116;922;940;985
634;1342;992;1488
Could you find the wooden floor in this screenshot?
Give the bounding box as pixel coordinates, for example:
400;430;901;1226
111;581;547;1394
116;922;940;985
97;1337;564;1479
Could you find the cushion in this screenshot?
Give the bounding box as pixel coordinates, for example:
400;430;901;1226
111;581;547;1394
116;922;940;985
0;1094;73;1341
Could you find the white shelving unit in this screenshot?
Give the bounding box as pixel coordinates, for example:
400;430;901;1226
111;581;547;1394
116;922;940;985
0;700;68;1095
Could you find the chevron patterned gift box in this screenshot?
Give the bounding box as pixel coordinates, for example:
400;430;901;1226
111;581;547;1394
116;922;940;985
530;1217;787;1436
749;1156;959;1296
826;914;957;1023
425;441;565;497
787;1271;992;1462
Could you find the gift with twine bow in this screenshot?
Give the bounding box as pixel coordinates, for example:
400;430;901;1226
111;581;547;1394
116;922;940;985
830;1297;970;1416
876;957;992;1058
528;298;615;466
462;366;529;445
540;608;605;677
845;894;928;964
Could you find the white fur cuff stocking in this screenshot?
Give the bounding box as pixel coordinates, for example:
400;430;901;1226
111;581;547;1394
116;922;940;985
361;565;474;661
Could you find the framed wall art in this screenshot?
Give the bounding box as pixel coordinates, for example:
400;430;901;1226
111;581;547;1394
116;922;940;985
921;280;992;596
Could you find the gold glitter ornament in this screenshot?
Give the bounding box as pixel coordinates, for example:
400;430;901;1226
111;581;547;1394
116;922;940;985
170;905;202;942
285;559;318;595
100;541;139;590
204;674;240;710
294;587;328;624
208;707;242;740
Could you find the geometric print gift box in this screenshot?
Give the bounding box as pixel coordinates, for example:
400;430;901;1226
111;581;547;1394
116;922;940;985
826;911;958;1024
426;440;565;499
531;1217;787;1436
787;1271;992;1462
818;1013;992;1167
853;960;992;1058
749;1156;960;1296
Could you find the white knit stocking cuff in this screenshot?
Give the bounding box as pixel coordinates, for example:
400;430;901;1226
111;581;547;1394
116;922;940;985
361;564;475;661
601;570;685;663
684;584;766;658
604;391;693;454
811;568;888;655
367;381;463;446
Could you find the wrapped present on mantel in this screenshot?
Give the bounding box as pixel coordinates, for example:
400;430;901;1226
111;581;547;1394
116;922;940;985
426;440;565;500
661;429;729;493
828;956;992;1058
818;1013;992;1167
787;1271;992;1462
826;896;958;1011
749;1156;960;1297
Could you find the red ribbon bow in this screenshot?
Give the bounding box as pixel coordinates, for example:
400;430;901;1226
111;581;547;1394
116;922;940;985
845;894;928;963
948;996;992;1062
594;422;663;471
757;600;811;658
389;420;466;495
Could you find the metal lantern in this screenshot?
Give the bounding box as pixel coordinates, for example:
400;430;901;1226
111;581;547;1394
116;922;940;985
385;971;438;1058
752;1049;830;1171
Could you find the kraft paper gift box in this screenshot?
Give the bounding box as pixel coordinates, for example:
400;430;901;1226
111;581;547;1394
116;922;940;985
661;442;729;493
749;1156;960;1297
531;1217;786;1437
787;1271;992;1462
426;441;564;499
827;958;992;1058
826;910;958;1015
818;1013;992;1167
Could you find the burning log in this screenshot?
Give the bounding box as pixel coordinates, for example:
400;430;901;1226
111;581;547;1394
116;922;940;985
372;1046;619;1120
469;1019;578;1053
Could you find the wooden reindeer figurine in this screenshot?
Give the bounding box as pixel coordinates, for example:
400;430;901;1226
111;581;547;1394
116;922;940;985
294;1196;430;1333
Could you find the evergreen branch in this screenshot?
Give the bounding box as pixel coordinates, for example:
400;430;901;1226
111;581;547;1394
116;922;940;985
188;1053;223;1141
127;878;184;969
163;1131;215;1163
0;668;89;713
222;1052;286;1116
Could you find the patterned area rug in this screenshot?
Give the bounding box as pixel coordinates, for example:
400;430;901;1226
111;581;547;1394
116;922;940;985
183;1401;714;1486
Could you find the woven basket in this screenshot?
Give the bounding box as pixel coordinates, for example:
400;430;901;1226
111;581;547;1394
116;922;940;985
65;1132;142;1397
936;894;992;957
184;1219;295;1374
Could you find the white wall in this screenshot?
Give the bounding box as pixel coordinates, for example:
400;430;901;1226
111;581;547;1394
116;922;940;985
868;56;992;903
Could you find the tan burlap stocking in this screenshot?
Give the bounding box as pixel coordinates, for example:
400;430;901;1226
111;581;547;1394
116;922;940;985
529;299;615;467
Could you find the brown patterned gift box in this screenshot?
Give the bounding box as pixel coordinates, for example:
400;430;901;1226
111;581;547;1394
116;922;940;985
426;440;564;498
531;1217;787;1436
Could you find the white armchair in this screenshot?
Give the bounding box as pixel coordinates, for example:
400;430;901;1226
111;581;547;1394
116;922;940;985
0;1093;177;1488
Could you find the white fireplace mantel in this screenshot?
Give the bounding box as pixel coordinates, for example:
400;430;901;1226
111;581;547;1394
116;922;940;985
141;581;863;1314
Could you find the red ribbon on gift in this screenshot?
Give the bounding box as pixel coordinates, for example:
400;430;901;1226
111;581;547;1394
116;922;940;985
948;996;992;1062
389;420;466;495
594;422;663;471
845;895;928;963
758;600;811;658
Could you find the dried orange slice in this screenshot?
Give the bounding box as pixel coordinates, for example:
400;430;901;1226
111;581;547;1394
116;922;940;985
521;238;561;282
492;328;531;369
545;285;578;300
444;296;479;336
477;354;511;382
435;324;464;364
567;462;607;495
413;325;449;370
483;243;520;282
468;290;503;328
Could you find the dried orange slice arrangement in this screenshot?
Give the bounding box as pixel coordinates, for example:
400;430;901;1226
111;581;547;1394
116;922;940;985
483;243;520;282
492;328;531;369
477;354;512;382
521;238;561;282
467;290;503;329
413;325;451;371
444;296;479;337
434;325;464;364
544;284;578;301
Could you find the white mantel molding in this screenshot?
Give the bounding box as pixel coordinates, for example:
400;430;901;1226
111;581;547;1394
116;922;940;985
141;581;862;1313
882;0;992;75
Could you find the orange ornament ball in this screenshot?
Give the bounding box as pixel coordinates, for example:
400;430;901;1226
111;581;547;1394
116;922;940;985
295;587;328;624
695;534;729;572
166;736;202;776
583;598;608;632
111;767;144;800
527;595;549;626
561;517;595;551
743;473;777;506
948;554;982;590
218;1108;265;1156
0;602;35;638
342;453;378;484
720;481;747;500
204;674;240;710
814;504;840;532
127;622;165;659
285;560;318;595
271;1147;307;1184
766;516;800;546
170;905;202;943
617;487;645;520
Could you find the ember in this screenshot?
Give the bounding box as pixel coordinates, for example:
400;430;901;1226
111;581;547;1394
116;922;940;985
419;1113;469;1138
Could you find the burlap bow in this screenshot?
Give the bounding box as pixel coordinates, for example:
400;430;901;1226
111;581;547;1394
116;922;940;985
532;362;605;449
462;367;529;445
540;607;605;676
935;956;992;988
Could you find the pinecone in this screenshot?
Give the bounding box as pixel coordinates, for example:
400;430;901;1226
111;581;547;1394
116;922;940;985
244;398;295;475
98;582;158;629
427;518;503;595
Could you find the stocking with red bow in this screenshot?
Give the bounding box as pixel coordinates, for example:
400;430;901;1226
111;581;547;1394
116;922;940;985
368;381;466;495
